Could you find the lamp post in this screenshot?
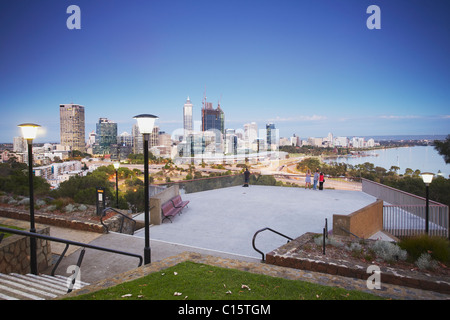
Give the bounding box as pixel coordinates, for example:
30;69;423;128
421;172;434;235
113;162;120;208
18;123;40;275
134;114;158;265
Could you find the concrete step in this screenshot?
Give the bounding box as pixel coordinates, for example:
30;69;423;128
0;273;89;300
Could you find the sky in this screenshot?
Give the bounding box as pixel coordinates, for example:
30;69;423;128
0;0;449;143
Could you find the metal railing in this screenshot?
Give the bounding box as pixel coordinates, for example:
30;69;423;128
100;207;137;235
252;227;293;262
362;178;447;207
383;205;449;238
0;226;143;292
362;178;449;239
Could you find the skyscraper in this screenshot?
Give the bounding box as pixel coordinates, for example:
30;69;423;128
183;96;193;137
93;118;117;155
201;96;224;134
266;123;278;151
60;104;85;152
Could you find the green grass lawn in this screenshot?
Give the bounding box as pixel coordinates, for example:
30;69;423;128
0;224;24;239
65;261;386;300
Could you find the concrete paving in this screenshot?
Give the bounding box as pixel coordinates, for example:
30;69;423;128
46;185;378;284
135;185;377;258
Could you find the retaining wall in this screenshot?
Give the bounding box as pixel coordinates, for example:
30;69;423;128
333;199;383;238
0;224;52;274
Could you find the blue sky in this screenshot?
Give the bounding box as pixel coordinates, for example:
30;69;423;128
0;0;449;143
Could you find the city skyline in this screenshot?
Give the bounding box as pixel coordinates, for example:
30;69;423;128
1;0;449;143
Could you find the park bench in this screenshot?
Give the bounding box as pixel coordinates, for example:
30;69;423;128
170;195;189;211
161;195;189;223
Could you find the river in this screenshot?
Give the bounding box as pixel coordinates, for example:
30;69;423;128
325;146;449;178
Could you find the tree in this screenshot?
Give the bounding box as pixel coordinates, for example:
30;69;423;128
434;135;450;164
0;163;50;197
52;170;114;206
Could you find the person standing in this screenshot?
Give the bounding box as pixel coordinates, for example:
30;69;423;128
243;168;251;187
313;169;319;190
305;169;311;189
319;172;325;190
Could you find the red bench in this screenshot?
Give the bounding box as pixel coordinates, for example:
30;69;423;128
171;195;189;211
161;195;189;223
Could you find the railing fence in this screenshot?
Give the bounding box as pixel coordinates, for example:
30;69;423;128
362;178;449;239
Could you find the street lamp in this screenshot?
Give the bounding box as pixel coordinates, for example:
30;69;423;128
421;172;434;235
133;114;158;265
18;123;40;275
113;162;120;208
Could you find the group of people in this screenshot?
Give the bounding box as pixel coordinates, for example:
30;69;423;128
243;167;325;190
305;169;325;190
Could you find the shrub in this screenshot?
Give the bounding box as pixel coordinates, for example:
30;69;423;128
398;235;450;264
415;252;438;270
370;240;407;263
313;235;345;248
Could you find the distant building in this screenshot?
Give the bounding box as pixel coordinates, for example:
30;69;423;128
244;122;258;150
183;97;193;138
308;137;323;147
131;124;159;155
34;160;84;188
351;137;365;148
334;136;349;148
13;137;27;153
201;97;224;134
266;123;278;151
225;129;238;155
290;134;300;147
60;104;86;152
93;118;117;155
132;124;143;154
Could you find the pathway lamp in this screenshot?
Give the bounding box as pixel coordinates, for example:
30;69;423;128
113;162;120;208
18;123;41;275
133;114;158;265
421;172;434;235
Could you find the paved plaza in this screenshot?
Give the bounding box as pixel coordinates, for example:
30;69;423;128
135;185;378;258
48;185;378;284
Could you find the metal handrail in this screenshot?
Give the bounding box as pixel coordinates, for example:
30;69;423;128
252;227;293;262
100;207;137;234
0;226;143;292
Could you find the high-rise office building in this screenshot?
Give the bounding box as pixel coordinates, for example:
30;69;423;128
93;118;117;155
132;124;159;155
266;123;278;151
244;122;258;144
60;104;86;152
201;96;224;134
183;96;193;137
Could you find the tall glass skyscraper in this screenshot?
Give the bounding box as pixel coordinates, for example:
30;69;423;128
183;96;193;137
93;118;117;155
60;104;85;152
201;98;224;134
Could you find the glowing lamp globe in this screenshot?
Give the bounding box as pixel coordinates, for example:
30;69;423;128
421;172;434;185
18;123;41;140
133;114;158;134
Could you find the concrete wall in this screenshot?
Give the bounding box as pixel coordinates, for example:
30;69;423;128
0;207;104;233
150;185;179;225
333;199;383;239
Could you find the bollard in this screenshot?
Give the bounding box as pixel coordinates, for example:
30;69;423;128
322;228;326;255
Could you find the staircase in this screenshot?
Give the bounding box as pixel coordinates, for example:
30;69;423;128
0;273;89;300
